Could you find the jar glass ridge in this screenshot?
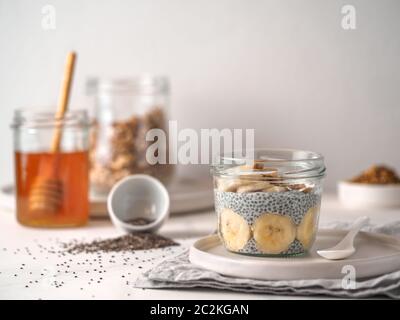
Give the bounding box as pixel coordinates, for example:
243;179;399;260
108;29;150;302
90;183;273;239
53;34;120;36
211;149;326;257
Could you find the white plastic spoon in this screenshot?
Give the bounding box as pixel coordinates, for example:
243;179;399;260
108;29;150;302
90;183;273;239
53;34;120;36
317;216;370;260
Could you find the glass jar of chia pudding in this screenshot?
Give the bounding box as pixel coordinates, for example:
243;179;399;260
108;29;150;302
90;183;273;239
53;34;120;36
211;149;326;257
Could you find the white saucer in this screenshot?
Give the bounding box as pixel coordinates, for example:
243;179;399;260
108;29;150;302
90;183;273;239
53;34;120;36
189;229;400;280
0;175;214;217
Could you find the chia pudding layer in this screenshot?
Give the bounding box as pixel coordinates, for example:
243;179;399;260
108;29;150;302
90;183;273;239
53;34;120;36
214;188;322;256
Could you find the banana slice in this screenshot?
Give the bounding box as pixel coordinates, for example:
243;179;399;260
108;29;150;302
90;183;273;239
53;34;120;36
217;178;252;192
253;213;296;254
264;186;287;192
297;207;318;249
236;181;272;193
219;208;251;251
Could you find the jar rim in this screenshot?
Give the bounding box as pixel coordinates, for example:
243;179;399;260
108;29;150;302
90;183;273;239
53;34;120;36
211;148;326;180
216;148;324;162
86;74;169;95
11;108;90;129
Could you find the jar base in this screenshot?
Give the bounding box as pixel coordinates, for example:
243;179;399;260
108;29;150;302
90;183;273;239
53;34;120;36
17;217;88;228
228;249;308;258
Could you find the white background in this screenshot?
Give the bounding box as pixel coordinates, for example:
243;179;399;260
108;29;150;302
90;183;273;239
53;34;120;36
0;0;399;191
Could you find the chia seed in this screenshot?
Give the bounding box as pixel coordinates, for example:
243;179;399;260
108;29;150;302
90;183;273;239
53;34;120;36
124;218;154;226
61;233;178;254
215;188;322;256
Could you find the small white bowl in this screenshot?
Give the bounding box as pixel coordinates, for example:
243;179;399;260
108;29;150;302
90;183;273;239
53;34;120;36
107;174;170;233
338;181;400;209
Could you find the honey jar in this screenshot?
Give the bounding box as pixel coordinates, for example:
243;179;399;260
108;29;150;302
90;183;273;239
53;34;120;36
11;109;90;227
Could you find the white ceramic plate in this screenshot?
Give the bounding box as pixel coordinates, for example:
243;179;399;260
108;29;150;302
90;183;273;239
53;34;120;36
0;175;214;217
189;229;400;280
338;181;400;209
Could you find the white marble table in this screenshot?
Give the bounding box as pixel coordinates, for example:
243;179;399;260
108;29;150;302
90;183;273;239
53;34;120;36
0;194;398;300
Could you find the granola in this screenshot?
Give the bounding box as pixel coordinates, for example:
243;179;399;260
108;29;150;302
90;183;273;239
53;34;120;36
89;107;174;193
350;165;400;184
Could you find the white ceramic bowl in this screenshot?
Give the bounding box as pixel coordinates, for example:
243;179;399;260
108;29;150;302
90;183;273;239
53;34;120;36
338;181;400;209
107;174;170;233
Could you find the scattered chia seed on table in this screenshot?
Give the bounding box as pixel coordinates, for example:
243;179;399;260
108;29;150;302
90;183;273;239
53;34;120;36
62;233;178;254
0;232;183;296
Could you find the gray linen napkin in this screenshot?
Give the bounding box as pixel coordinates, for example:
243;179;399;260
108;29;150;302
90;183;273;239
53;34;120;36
134;221;400;298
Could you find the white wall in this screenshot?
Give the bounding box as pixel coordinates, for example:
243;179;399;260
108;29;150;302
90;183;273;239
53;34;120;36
1;0;399;191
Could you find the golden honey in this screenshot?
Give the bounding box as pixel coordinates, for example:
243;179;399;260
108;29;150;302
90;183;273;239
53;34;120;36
15;151;89;227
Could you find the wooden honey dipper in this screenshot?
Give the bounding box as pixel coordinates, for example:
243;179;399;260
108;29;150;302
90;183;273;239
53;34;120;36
29;52;76;213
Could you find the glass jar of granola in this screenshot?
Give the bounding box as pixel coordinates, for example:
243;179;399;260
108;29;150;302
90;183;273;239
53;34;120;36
88;76;174;195
211;149;326;257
